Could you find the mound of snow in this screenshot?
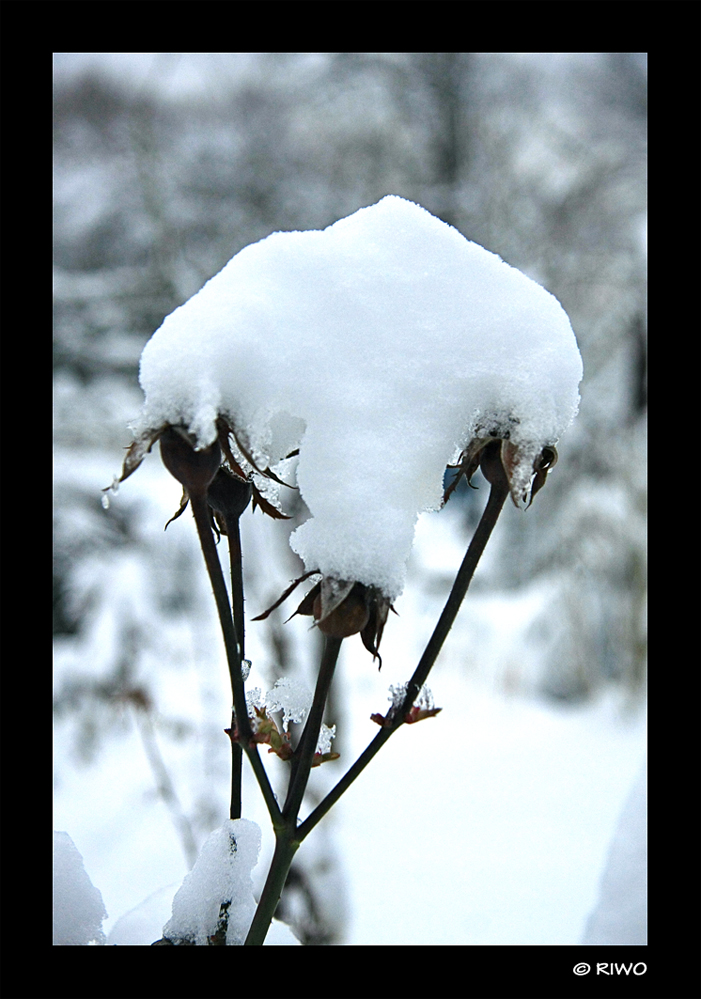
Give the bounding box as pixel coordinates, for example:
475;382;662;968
136;196;582;598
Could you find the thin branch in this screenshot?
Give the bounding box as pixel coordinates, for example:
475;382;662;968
244;635;343;945
283;636;343;822
297;476;509;842
134;706;199;869
244;833;300;945
226;519;245;821
189;493;282;827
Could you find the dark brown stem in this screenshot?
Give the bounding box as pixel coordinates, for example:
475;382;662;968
244;634;343;945
283;635;343;822
297;476;509;842
189;493;282;827
226;520;245;821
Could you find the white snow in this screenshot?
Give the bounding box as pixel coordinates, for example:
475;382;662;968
260;675;337;754
135;195;582;599
106;883;300;945
316;723;336;756
389;681;435;712
162;818;262;945
265;676;312;731
582;760;647;945
53;831;107;945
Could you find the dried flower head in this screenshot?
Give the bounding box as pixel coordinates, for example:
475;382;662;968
108;415;292;525
159;426;222;496
252;572;394;668
445;430;558;509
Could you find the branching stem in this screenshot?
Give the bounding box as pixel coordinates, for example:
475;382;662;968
192;460;509;944
297;476;509;841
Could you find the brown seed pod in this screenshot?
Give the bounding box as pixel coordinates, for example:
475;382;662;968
313;585;370;638
478;439;510;491
207;467;252;524
159;426;221;496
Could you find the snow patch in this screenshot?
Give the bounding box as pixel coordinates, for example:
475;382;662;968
163;819;262;945
53;831;108;945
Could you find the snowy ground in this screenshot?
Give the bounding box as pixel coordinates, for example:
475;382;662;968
53;463;646;946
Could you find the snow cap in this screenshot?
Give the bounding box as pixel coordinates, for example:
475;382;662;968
137;196;582;599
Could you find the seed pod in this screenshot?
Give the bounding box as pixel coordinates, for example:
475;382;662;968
479;439;510;490
207;467;252;525
159;426;221;496
313;584;370;638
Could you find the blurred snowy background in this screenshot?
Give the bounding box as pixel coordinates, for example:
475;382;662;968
53;52;646;946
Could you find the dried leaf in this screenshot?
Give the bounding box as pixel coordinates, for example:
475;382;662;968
527;446;558;508
310;751;340;768
316;578;356;623
360;591;393;668
289;581;321;620
370;712;390;727
164;489;190;530
251;485;290;520
251;570;321;622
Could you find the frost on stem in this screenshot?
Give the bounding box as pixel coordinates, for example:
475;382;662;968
265;676;313;731
232;677;339;765
371;683;442;728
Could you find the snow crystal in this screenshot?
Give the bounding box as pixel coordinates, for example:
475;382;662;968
265;675;313;731
163;819;261;945
53;831;107;945
136;195;582;599
245;686;264;714
389;681;434;712
316;722;336;755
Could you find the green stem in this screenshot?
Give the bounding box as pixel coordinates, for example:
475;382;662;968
297;477;508;842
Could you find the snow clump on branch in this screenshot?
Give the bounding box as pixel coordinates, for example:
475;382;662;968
130;196;582;601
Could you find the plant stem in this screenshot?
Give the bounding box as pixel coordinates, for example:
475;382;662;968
244;831;300;945
244;635;342;945
297;477;509;842
226;518;245;821
395;475;509;718
227;519;246;660
189;493;282;826
190;495;245;723
283;635;343;821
